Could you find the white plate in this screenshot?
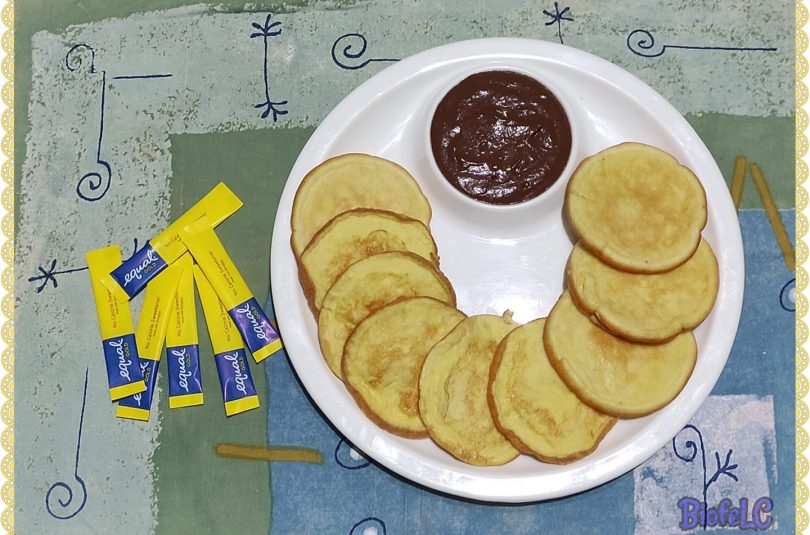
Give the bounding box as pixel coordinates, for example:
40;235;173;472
270;38;744;503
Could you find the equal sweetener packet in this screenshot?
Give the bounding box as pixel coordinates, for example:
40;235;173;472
165;261;204;408
193;266;260;416
115;255;189;420
101;182;242;301
178;224;282;363
86;246;146;401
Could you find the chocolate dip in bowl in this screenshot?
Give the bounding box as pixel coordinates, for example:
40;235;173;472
426;67;578;213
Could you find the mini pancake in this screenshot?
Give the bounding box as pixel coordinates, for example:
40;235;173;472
488;318;617;464
299;208;439;316
419;313;520;466
318;251;455;379
564;142;707;273
342;297;466;438
566;239;719;342
290;153;432;257
544;292;697;418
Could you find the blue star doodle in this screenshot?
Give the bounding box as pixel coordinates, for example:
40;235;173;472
331;33;399;71
28;238;139;293
64;45;173;202
627;29;777;58
250;14;289;121
673;424;739;529
543;2;574;45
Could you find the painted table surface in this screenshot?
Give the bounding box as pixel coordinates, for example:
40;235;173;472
14;1;794;534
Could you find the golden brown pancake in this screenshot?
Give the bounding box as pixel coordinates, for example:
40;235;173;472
544;292;697;418
564;142;707;273
299;208;438;316
342;297;466;438
290;153;432;257
566;239;719;342
489;318;617;464
318;252;455;379
419;313;520;466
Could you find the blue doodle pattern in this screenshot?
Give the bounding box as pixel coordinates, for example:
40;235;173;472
250;14;289;121
627;29;777;58
331;33;399;70
63;45;173;202
45;368;89;520
672;424;739;529
780;278;796;312
334;438;371;470
350;517;386;535
28;238;139;293
543;2;574;45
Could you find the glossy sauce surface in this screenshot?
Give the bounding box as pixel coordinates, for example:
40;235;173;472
430;70;572;205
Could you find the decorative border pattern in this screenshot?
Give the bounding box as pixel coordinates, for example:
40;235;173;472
0;2;801;534
798;1;809;533
1;1;12;533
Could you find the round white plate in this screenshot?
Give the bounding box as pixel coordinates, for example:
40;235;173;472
270;38;744;503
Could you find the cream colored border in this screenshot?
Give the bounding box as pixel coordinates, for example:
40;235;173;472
0;1;800;533
1;1;11;532
798;1;809;533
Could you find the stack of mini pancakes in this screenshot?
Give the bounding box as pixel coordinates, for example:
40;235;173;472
291;153;460;437
292;143;719;467
487;142;719;465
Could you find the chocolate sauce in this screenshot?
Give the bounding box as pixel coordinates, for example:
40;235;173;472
430;70;572;205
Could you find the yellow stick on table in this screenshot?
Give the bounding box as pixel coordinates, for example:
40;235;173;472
86;245;146;401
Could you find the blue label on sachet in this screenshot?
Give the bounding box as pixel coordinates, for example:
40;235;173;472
166;344;203;397
110;242;168;299
214;349;257;403
118;359;159;410
102;333;144;389
228;297;280;353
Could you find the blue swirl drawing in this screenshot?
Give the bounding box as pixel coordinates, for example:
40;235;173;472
64;44;172;202
334;438;371;470
45;368;90;520
28;238;139;293
780;278;796;312
543;2;574;45
627;29;777;58
250;14;288;121
673;424;739;529
350;516;387;535
331;33;399;70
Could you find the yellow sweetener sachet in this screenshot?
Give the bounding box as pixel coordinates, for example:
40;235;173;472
179;224;282;363
102;182;242;301
86;245;146;401
194;266;260;416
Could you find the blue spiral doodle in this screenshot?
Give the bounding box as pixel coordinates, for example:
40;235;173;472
64;44;96;73
64;45;173;201
350;516;386;535
45;369;89;520
780;278;796;312
334;438;370;470
331;33;399;70
627;28;777;58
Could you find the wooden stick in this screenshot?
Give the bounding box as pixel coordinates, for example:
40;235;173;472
215;443;324;464
749;162;795;271
730;155;747;211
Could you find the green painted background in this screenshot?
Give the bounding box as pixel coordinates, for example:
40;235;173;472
14;2;793;534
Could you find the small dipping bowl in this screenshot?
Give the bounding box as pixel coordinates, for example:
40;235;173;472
425;66;579;215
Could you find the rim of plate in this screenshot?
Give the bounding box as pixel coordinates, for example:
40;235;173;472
270;37;744;503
